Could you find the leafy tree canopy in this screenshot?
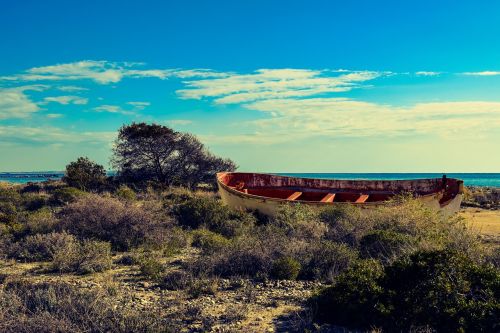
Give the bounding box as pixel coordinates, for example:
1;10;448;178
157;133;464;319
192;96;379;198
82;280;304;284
111;123;236;188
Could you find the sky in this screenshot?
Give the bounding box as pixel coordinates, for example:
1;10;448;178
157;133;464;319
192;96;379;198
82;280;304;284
1;0;500;172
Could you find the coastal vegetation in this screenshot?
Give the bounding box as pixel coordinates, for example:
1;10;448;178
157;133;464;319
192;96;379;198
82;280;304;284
0;123;499;332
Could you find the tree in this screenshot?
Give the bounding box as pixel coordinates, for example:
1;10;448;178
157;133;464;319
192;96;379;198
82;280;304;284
111;123;236;188
63;157;106;191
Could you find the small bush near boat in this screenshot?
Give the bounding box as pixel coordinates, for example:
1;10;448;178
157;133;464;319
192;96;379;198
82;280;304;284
311;249;500;332
175;195;255;237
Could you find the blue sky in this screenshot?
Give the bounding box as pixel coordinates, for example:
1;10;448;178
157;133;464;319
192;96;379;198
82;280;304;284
1;0;500;172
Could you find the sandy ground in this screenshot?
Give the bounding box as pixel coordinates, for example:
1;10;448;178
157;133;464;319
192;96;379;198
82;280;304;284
460;208;500;243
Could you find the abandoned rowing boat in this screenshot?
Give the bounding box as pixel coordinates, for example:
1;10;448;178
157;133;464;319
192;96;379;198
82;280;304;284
216;172;463;216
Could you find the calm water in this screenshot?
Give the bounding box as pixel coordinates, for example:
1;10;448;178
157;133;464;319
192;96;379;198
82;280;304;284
1;172;499;187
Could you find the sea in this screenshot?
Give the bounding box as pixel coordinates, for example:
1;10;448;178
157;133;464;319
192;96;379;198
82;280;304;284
1;172;499;187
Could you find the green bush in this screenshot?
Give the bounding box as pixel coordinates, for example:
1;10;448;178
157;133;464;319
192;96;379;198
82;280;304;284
115;185;136;201
25;208;59;235
191;229;230;254
270;257;301;280
359;230;415;264
63;156;107;191
21;193;48;211
138;257;165;281
50;187;85;205
320;204;370;246
312;249;500;332
175;196;255;237
301;241;358;282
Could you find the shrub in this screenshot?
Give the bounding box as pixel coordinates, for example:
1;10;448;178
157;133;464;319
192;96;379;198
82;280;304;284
21;193;48;211
115;185;136;201
270;257;301;280
12;232;77;262
63;156;107;191
187;278;219;298
75;240;113;274
359;230;415;264
312;249;500;332
191;233;274;279
301;241;358;282
191;229;230;254
162;270;193;290
50;187;85;205
52;239;112;274
60;195;160;251
311;259;385;329
0;280;169;332
271;204;326;239
138;257;165;281
175;196;255;237
25;208;59;235
320;204;370;246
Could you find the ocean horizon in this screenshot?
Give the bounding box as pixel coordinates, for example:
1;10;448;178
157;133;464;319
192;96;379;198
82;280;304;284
1;171;499;187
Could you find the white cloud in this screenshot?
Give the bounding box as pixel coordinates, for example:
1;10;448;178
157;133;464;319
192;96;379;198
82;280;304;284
0;61;228;85
46;113;63;118
42;95;88;105
165;119;193;126
226;98;500;143
57;85;88;92
127;101;150;110
415;71;441;76
0;85;46;119
177;69;382;103
0;125;115;145
461;71;500;76
93;104;134;115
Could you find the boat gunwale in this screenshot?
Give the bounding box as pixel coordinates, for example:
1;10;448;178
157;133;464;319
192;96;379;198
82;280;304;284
216;172;448;206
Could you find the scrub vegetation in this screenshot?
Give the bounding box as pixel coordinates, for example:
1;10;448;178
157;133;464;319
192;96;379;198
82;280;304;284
0;123;498;332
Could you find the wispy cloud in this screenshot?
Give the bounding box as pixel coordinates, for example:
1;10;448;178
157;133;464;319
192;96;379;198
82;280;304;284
165;119;193;126
46;113;63;118
57;85;88;92
461;71;500;76
177;69;382;104
415;71;442;76
127;101;150;110
42;95;88;105
0;85;46;120
93;104;134;115
0;125;115;145
0;60;228;85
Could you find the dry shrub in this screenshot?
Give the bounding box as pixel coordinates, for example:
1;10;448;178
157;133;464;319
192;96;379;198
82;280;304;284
174;195;255;237
52;239;112;274
300;241;358;282
25;208;59;235
0;280;169;332
60;194;163;251
11;232;76;262
191;229;230;254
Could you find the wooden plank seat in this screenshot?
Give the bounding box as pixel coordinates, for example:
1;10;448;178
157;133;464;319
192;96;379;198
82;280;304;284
355;194;369;203
320;193;336;202
287;192;302;200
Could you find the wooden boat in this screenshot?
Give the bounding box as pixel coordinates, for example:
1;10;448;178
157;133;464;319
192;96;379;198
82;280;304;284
216;172;463;216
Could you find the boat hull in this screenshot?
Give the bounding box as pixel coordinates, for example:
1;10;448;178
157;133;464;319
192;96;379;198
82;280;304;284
216;172;463;217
